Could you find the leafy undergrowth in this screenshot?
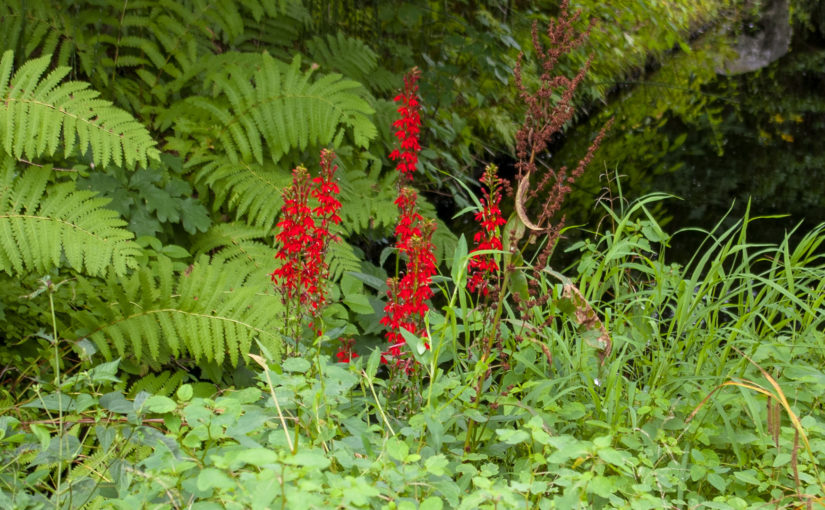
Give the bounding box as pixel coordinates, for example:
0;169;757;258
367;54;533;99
2;197;824;509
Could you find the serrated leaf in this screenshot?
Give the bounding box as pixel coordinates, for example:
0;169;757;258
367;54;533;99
142;395;177;414
425;454;449;476
197;468;235;491
495;428;530;445
282;357;311;373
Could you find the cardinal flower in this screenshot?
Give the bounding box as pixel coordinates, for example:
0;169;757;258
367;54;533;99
468;164;507;296
388;68;422;179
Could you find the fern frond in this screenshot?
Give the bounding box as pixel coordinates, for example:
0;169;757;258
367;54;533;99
416;193;459;268
431;217;459;269
192;221;276;282
176;53;376;164
335;159;458;266
327;238;363;282
126;370;189;399
0;156;139;277
191;154;291;228
0;1;75;67
0;51;159;169
236;12;306;54
67;440;141;485
337;168;399;235
306;32;377;85
192;219;362;286
1;1;310;109
304;31;396;94
74;255;282;367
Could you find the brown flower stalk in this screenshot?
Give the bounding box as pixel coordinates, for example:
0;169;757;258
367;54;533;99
508;1;613;365
512;0;612;268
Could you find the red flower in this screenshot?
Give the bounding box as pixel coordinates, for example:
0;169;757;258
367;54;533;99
393;187;424;253
388;68;422;179
468;164;507;296
271;165;314;303
381;70;437;373
271;150;342;320
380;189;437;368
336;337;359;363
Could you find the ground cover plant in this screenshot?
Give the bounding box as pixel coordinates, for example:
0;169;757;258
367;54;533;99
1;0;824;508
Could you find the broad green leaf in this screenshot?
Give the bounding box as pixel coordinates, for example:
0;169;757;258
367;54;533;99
420;497;444;510
282;450;331;469
31;435;81;466
142;395;177;414
197;467;235;491
231;448;279;468
100;392;133;414
177;384;194;402
495;428;530;445
425;454;449;476
344;293;374;314
282;357;311;373
386;437;409;462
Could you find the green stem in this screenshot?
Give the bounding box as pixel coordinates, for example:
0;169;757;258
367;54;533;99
48;286;64;509
362;370;395;436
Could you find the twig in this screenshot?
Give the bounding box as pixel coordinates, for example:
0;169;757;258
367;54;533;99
17;158;78;173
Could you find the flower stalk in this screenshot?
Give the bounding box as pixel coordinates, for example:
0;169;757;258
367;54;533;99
271;150;342;348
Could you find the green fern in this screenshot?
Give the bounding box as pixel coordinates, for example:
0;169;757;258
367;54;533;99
412;193;459;268
0;1;76;67
0;156;140;277
0;1;308;105
338;167;399;235
193;221;361;284
306;31;396;94
0;51;159;169
74;255;282;366
171;53;376;164
67;440;143;485
192;221;277;282
326;238;363;282
126;369;189;399
336;162;458;266
191;155;292;228
307;32;375;84
237;10;309;56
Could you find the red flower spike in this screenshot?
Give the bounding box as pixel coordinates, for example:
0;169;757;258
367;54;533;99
468;164;508;296
381;70;438;371
381;214;437;366
388;68;422;180
271;150;342;334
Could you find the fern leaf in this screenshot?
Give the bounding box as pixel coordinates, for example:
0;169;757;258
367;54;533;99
338;167;399;235
416;193;459;268
191;154;291;228
191;221;276;283
0;156;140;277
68;440;141;484
74;255;283;367
306;31;379;87
327;239;362;283
0;51;159;169
179;53;376;164
127;370;189;399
